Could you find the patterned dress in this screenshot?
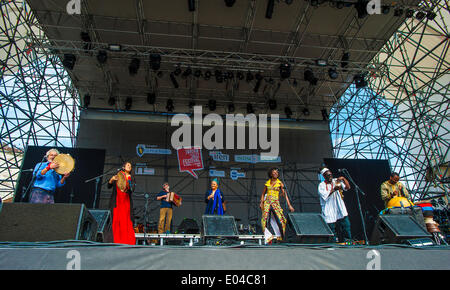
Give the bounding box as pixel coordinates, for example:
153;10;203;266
261;178;287;243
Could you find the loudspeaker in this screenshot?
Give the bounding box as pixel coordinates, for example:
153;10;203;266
371;214;432;245
287;213;334;244
202;215;238;238
89;209;112;243
0;203;98;242
177;218;200;234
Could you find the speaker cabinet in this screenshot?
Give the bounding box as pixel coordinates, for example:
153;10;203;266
202;215;238;238
89;209;112;243
371;214;432;245
177;218;200;234
0;203;98;242
287;213;334;244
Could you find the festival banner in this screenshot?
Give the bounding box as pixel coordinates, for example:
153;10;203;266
136;144;172;157
177;147;204;178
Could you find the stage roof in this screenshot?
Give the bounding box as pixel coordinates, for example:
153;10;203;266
27;0;421;119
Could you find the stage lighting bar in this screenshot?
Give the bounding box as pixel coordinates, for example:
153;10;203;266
108;44;122;51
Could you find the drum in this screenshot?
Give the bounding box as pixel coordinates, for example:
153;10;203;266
387;196;414;208
116;171;128;192
53;154;75;175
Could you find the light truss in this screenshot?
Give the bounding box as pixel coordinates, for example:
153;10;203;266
330;0;450;202
0;1;80;201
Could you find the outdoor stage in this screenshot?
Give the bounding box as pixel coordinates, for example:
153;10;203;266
0;240;449;270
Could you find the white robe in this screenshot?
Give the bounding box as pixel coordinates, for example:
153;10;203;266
318;178;349;224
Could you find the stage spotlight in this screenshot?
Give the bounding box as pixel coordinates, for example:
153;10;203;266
157;71;164;78
265;0;275;19
108;44;122;52
204;70;212;80
355;0;369;18
228;103;235;113
246;71;254;82
215;70;224;83
394;8;403;17
62;54;76;70
253;73;263;93
268;99;277;110
279;62;291;80
292;78;298;87
236;71;244;81
336;1;344;9
149;54;161;71
188;0;195;12
96;50;108;64
310;0;319;7
108;96;115;106
381;5;390;15
406;9;414;18
194;69;202;78
415;11;426;20
147;92;156;105
83;94;90;108
208;99;217;111
125;97;132;111
80;31;92;50
166;99;174;112
354;74;368;89
182;67;192;79
321;108;329;121
284;106;292;118
224;0;236;7
129;58;140;76
170;72;179;89
303;107;310;116
328;67;338;80
304;68;318;86
426;11;437;20
226;71;234;80
341;52;350;69
247;103;254;114
174;65;182;76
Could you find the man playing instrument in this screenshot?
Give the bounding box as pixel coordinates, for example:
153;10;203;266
156;182;175;234
380;172;410;208
318;168;352;243
29;149;71;204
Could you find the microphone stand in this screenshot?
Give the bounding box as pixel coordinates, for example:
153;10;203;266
143;193;150;245
85;169;118;209
21;155;47;202
342;168;369;245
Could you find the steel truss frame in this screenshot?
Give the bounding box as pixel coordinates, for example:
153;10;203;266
0;1;80;200
330;0;450;201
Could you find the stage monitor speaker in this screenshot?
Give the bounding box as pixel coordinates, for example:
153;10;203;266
202;215;238;238
287;213;334;244
371;214;432;245
0;203;98;242
89;209;112;243
177;218;200;234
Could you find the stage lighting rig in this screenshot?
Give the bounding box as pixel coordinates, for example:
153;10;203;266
394;8;404;17
279;62;291;80
354;74;368;89
194;69;202;78
328;67;338;80
174;65;182;76
284;106;293;118
265;0;275;19
129;58;140;76
108;44;122;52
147;92;156;105
224;0;236;7
83;94;90;108
303;107;310;116
236;71;244;81
304;68;318;86
246;71;254;82
426;11;437;20
341;52;350;69
204;70;212;80
215;70;224;83
182;67;192;79
321;109;329;121
62;54;76;70
208;99;217;111
96;50;107;64
150;54;161;71
170;72;179;89
268;99;277;110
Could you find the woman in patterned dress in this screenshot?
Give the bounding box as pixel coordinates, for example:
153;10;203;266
259;167;295;244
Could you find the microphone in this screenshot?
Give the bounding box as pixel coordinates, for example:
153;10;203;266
337;168;346;173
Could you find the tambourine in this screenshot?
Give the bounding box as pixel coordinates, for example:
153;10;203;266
53;154;75;175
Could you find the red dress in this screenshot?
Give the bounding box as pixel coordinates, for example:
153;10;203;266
112;175;136;245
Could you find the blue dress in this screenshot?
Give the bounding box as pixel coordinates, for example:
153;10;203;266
204;188;225;215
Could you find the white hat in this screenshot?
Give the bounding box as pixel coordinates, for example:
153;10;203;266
320;168;330;176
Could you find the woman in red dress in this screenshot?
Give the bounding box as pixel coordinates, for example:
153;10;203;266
108;162;136;245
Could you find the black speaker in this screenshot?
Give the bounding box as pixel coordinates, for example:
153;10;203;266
0;203;98;242
287;213;334;244
177;218;200;234
202;215;238;238
371;214;432;245
89;209;112;243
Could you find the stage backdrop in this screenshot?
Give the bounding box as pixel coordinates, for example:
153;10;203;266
323;158;390;243
76;110;334;232
14;146;106;208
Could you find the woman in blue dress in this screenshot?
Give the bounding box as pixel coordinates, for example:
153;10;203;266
204;178;225;215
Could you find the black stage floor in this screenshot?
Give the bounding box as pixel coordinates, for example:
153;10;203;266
0;241;449;270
